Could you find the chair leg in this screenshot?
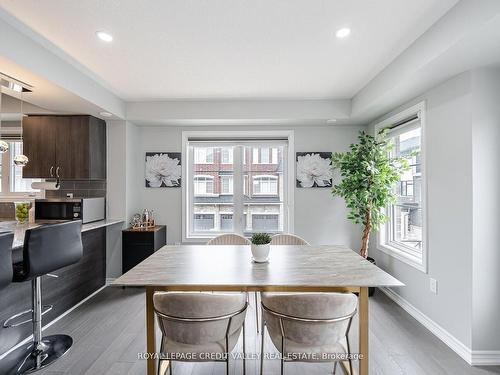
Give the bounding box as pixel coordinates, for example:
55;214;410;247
255;292;259;334
260;321;265;375
243;319;246;375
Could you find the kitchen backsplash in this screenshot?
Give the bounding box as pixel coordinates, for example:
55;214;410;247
45;180;107;199
0;180;106;219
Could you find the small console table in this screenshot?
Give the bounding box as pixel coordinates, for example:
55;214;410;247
122;225;167;273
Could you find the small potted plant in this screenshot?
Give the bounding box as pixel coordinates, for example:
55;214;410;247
250;233;272;263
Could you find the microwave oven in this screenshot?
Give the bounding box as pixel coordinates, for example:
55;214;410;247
35;197;105;224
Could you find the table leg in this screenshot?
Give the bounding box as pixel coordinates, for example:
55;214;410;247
359;287;369;375
146;286;156;375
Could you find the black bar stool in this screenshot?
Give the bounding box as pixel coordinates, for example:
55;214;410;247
0;231;14;290
0;221;83;375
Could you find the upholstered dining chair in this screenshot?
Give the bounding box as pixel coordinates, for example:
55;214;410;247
207;233;250;245
207;234;261;334
260;292;357;375
154;292;248;375
270;234;310;246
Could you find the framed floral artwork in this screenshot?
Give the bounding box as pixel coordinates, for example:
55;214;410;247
145;152;181;188
296;152;333;188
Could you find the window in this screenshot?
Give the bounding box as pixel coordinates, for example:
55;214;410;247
221;148;233;164
252;175;278;195
193;175;214;196
220;214;233;231
194;147;214;164
185;133;292;239
376;102;426;272
0;140;40;196
220;175;233;195
251;214;279;231
252;147;278;164
194;214;214;231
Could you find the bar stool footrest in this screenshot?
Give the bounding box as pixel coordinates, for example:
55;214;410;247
3;304;53;328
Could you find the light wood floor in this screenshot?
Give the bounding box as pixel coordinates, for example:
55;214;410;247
33;287;500;375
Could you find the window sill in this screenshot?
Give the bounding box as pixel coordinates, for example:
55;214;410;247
377;243;427;273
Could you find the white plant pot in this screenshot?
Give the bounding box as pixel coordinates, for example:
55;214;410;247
251;243;270;263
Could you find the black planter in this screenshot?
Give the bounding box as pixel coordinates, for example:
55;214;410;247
367;256;376;297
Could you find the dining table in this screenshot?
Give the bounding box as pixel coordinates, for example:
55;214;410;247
113;244;403;375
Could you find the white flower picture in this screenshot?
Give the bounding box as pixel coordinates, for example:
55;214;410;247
145;152;181;188
296;152;333;188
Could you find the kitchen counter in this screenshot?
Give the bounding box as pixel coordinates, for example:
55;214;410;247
0;219;124;261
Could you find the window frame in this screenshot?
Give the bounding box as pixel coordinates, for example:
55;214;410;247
220;148;233;164
252;175;278;196
252;147;278;164
193;175;216;196
374;101;428;273
220;175;233;195
194;147;214;164
182;131;294;242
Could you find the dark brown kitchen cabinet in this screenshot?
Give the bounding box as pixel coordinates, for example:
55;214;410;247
22;115;106;179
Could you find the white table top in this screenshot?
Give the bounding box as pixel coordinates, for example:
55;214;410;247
113;244;403;289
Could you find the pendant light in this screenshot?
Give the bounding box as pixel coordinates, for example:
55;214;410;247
13;91;28;167
0;92;9;153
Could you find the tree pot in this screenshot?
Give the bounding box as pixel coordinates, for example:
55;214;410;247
367;257;376;297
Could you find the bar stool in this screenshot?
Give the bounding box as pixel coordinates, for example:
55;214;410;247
0;231;14;290
0;221;83;375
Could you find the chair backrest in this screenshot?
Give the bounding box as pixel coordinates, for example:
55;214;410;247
207;234;250;245
270;234;310;245
261;292;357;350
0;232;14;289
153;292;247;346
23;221;83;278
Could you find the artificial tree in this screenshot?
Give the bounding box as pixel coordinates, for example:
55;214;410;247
331;130;409;259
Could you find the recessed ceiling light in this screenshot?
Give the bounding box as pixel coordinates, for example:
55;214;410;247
336;27;351;39
96;31;113;42
99;111;113;117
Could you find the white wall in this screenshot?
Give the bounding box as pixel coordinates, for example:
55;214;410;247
470;67;500;352
122;124;364;248
106;120;140;279
369;72;474;348
370;68;500;359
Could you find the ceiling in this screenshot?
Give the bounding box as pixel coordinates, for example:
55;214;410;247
0;0;458;101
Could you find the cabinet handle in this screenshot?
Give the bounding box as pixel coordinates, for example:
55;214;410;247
56;166;60;178
50;166;54;177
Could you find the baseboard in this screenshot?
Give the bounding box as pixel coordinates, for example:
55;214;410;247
470;351;500;366
105;277;116;285
0;284;107;360
379;287;473;364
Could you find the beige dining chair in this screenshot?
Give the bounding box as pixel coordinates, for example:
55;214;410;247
206;234;261;334
154;292;248;375
207;233;250;246
270;234;310;246
260;292;357;375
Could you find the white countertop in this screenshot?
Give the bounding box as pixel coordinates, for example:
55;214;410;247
0;219;124;250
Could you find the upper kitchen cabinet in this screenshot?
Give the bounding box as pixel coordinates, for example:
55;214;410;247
22;115;106;180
